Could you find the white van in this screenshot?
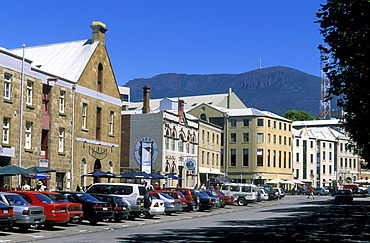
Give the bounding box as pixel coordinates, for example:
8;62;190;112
220;183;258;205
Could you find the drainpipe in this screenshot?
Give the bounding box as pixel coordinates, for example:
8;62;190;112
70;84;76;190
18;44;26;187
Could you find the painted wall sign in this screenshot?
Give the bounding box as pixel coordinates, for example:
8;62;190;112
134;136;159;173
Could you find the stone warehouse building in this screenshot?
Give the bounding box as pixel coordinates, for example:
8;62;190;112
0;22;121;191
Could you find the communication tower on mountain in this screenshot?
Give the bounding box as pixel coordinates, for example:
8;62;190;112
319;47;331;119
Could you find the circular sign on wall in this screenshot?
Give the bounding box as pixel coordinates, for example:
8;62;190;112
185;158;196;171
134;136;159;166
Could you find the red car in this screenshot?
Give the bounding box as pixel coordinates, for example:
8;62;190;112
41;192;83;223
9;191;69;229
208;190;235;206
156;190;188;210
161;187;197;211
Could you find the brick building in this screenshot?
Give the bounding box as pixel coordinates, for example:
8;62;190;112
0;22;121;191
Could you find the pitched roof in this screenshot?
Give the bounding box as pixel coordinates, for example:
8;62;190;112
214;106;290;122
9;39;98;82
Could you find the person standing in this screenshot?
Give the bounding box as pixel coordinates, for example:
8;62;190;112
307;186;315;199
21;181;30;191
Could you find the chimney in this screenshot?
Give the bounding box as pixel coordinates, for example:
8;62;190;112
90;21;108;45
178;99;185;119
142;86;151;114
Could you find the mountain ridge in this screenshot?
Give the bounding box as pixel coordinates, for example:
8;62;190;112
124;66;336;116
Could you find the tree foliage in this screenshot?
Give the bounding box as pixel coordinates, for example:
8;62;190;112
317;0;370;161
283;110;316;121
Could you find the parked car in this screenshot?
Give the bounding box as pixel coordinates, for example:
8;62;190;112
0;192;45;231
157;191;188;210
273;188;285;199
10;191;69;229
220;183;258;206
161;187;197;211
334;189;353;204
85;183;150;219
40;192;83;223
259;185;278;200
57;191;114;225
139;192;164;219
91;194;130;222
202;190;223;208
257;189;269;201
302;187;330;196
341;184;360;193
151;192;182;215
208;190;235;206
192;191;216;211
0;201;15;230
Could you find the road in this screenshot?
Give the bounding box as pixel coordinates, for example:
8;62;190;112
1;195;370;242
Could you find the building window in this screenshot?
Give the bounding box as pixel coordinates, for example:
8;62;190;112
207;152;210;165
82;103;88;129
340;158;343;167
284;136;286;145
4;73;12;100
231;133;236;142
243;133;249;142
284;123;286;130
243;149;249;166
310;141;314;148
329;152;332;161
231;119;236;127
25;121;32;149
267;149;270;167
178;134;184;152
329;165;332;174
2;117;10;144
202;151;205;164
268;134;271;143
96;107;101;140
279;122;282;130
230;149;236;166
273;150;276;167
59;90;66;113
186;142;189;153
257;119;264;126
165;137;169;150
243;119;249;126
296;153;299;162
273;121;276;128
257;133;264;142
268;120;271;127
296;139;299;146
323;165;326;174
257;149;263;166
323;151;326;160
310;154;314;163
200;114;207;121
80;159;87;187
97;63;103;92
58;128;65;153
109;111;114;135
26;81;33;105
273;135;276;143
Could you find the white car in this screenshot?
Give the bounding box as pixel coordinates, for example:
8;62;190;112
139;194;165;219
258;189;269;201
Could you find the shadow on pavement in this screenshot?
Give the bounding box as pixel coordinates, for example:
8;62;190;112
117;200;370;242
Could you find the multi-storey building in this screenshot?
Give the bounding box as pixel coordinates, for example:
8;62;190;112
292;126;361;188
197;120;222;185
121;86;199;188
188;103;293;183
0;22;121;191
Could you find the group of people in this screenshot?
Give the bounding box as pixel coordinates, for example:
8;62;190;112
20;180;46;191
193;183;221;191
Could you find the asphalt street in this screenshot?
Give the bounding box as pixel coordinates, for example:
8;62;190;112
1;195;370;242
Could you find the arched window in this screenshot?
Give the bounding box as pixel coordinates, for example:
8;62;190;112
200;113;207;121
178;134;185;152
97;63;103;92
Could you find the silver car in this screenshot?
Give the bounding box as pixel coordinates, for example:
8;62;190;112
157;192;182;215
0;192;45;231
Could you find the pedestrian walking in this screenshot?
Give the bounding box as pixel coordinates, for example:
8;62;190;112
307;186;315;199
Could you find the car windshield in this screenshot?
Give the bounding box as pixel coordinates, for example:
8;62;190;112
4;194;30;206
35;194;56;204
217;191;226;196
76;193;98;202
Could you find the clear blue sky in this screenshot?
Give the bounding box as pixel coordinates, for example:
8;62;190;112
1;0;325;86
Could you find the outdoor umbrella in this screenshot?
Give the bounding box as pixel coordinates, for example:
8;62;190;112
119;171;153;179
0;165;36;175
26;166;57;173
266;179;284;184
148;172;166;179
166;174;184;180
82;170;116;178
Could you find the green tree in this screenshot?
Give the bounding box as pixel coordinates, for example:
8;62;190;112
317;1;370;162
283;110;316;121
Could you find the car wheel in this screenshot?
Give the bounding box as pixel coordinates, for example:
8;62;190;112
165;212;172;215
89;219;98;225
144;193;152;208
237;197;247;206
114;216;121;223
145;212;154;219
18;225;29;232
44;223;54;229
